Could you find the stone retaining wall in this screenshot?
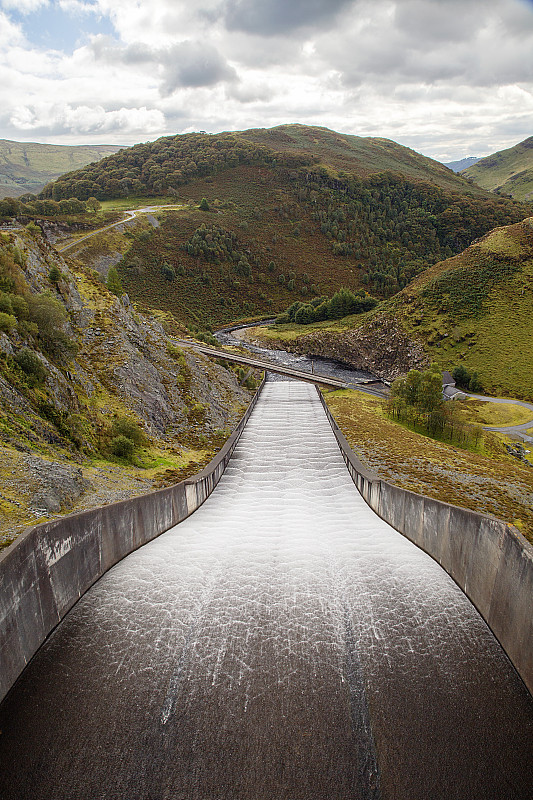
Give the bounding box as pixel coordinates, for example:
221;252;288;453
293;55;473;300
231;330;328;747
0;381;265;704
318;389;533;696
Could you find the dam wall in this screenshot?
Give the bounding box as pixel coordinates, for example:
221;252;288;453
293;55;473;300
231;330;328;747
0;382;265;704
318;389;533;695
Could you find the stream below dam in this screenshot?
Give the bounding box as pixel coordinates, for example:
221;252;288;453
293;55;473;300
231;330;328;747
0;381;532;799
215;323;378;387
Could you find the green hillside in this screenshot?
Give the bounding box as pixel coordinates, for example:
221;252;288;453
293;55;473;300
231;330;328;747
239;124;487;195
393;218;533;398
0;140;122;199
463;137;533;201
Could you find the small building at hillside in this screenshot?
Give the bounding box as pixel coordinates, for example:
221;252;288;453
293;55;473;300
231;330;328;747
442;371;463;400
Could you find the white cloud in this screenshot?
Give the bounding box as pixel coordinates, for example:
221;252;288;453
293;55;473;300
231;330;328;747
0;11;25;47
10;102;165;135
1;0;49;13
0;0;531;160
57;0;100;15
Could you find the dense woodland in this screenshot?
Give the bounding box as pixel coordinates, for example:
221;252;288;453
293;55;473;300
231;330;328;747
39;133;311;201
291;169;527;294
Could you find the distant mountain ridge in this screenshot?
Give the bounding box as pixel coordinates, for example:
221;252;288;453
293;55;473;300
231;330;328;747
444;156;481;172
462;137;533;200
0;140;123;199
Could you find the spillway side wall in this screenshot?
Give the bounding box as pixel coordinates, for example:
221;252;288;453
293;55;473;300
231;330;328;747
0;381;265;705
319;389;533;696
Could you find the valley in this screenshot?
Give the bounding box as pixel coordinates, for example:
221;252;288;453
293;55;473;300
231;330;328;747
0;123;532;545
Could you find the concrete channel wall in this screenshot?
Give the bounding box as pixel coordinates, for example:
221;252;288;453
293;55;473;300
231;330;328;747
318;389;533;696
0;382;265;705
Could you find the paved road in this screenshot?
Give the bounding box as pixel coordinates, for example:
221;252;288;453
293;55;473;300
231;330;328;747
0;380;531;799
463;392;533;441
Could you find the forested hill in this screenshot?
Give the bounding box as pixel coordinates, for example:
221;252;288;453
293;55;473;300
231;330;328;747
27;124;529;325
40;124;487;201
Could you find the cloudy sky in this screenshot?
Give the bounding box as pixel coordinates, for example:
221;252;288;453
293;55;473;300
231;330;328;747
1;0;532;161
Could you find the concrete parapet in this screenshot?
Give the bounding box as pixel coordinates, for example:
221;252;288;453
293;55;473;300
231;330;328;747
318;388;533;696
0;381;265;704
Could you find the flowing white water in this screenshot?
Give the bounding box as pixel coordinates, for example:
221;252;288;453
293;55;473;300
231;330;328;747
0;381;532;800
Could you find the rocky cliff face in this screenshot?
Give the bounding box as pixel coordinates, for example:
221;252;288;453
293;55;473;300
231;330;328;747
260;313;429;381
0;228;253;546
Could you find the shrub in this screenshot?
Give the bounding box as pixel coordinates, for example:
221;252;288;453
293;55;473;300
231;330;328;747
14;347;47;384
49;266;61;283
110;435;135;460
26;222;41;237
199;197;210;211
0;312;16;333
106;266;122;296
11;295;28;319
27;292;74;355
161;263;176;281
111;416;145;446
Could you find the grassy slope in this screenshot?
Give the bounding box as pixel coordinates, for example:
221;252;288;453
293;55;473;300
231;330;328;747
326;390;533;544
394;218;533;398
239;124;487;195
0;140;122;198
463;137;533;200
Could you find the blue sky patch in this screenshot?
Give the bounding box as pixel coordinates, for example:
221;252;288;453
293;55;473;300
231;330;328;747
11;2;116;52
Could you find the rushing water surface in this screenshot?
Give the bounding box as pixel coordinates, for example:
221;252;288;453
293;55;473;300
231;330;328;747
216;324;377;386
1;381;532;799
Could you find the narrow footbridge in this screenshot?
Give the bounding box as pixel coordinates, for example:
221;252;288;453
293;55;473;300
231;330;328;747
0;381;531;799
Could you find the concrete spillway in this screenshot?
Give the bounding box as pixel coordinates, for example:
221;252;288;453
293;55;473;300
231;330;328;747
0;381;532;799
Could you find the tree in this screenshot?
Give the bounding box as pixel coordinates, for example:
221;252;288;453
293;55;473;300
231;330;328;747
27;292;72;354
86;197;101;213
199;197;210;211
416;364;443;415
